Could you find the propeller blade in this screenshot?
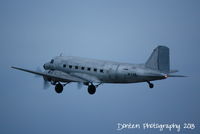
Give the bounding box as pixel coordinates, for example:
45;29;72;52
77;82;83;89
35;67;43;78
43;79;50;89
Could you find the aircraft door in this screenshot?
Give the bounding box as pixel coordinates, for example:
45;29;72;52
105;64;118;80
116;65;132;82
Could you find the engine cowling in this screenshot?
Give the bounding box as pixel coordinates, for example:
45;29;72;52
43;70;69;82
43;70;52;82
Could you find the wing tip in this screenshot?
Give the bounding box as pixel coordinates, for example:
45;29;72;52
11;66;19;70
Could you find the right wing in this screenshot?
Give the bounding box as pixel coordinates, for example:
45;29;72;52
11;66;87;83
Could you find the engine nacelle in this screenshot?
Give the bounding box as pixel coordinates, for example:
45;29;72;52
43;70;52;82
43;70;69;82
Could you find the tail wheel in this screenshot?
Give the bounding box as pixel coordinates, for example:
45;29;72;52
55;83;63;93
147;81;154;88
88;84;96;95
149;83;154;88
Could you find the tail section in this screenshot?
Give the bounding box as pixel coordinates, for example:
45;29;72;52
145;46;170;73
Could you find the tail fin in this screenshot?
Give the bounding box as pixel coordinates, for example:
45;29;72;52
145;46;170;73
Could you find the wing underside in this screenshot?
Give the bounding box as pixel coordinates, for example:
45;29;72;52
11;66;88;83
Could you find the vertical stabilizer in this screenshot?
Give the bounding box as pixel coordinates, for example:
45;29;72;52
145;46;170;73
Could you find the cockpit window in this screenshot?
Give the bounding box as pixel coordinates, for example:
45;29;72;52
50;59;54;64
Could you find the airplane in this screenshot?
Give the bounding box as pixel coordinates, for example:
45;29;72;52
11;46;185;95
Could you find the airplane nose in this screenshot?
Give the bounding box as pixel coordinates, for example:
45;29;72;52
43;64;46;70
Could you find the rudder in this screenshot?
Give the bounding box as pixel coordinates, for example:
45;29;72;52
145;46;170;73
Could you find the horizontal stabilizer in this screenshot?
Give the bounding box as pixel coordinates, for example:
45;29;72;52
167;74;187;77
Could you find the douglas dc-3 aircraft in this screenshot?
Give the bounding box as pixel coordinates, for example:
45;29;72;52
11;46;185;95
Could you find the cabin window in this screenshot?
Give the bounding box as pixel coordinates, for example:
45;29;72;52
100;69;104;73
81;67;85;70
87;67;91;71
63;64;66;68
50;59;54;64
128;73;137;76
94;68;97;72
75;66;78;69
69;65;72;69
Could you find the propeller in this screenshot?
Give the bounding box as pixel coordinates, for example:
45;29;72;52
77;82;83;89
43;77;50;89
34;67;42;78
35;67;50;89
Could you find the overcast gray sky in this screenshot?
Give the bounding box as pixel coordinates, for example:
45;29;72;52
0;0;200;134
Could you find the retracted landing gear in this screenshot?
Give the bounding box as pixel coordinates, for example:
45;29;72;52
147;81;154;88
55;83;63;93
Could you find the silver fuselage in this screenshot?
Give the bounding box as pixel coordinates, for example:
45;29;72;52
44;56;166;84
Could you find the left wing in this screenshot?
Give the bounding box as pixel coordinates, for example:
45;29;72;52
11;66;87;83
